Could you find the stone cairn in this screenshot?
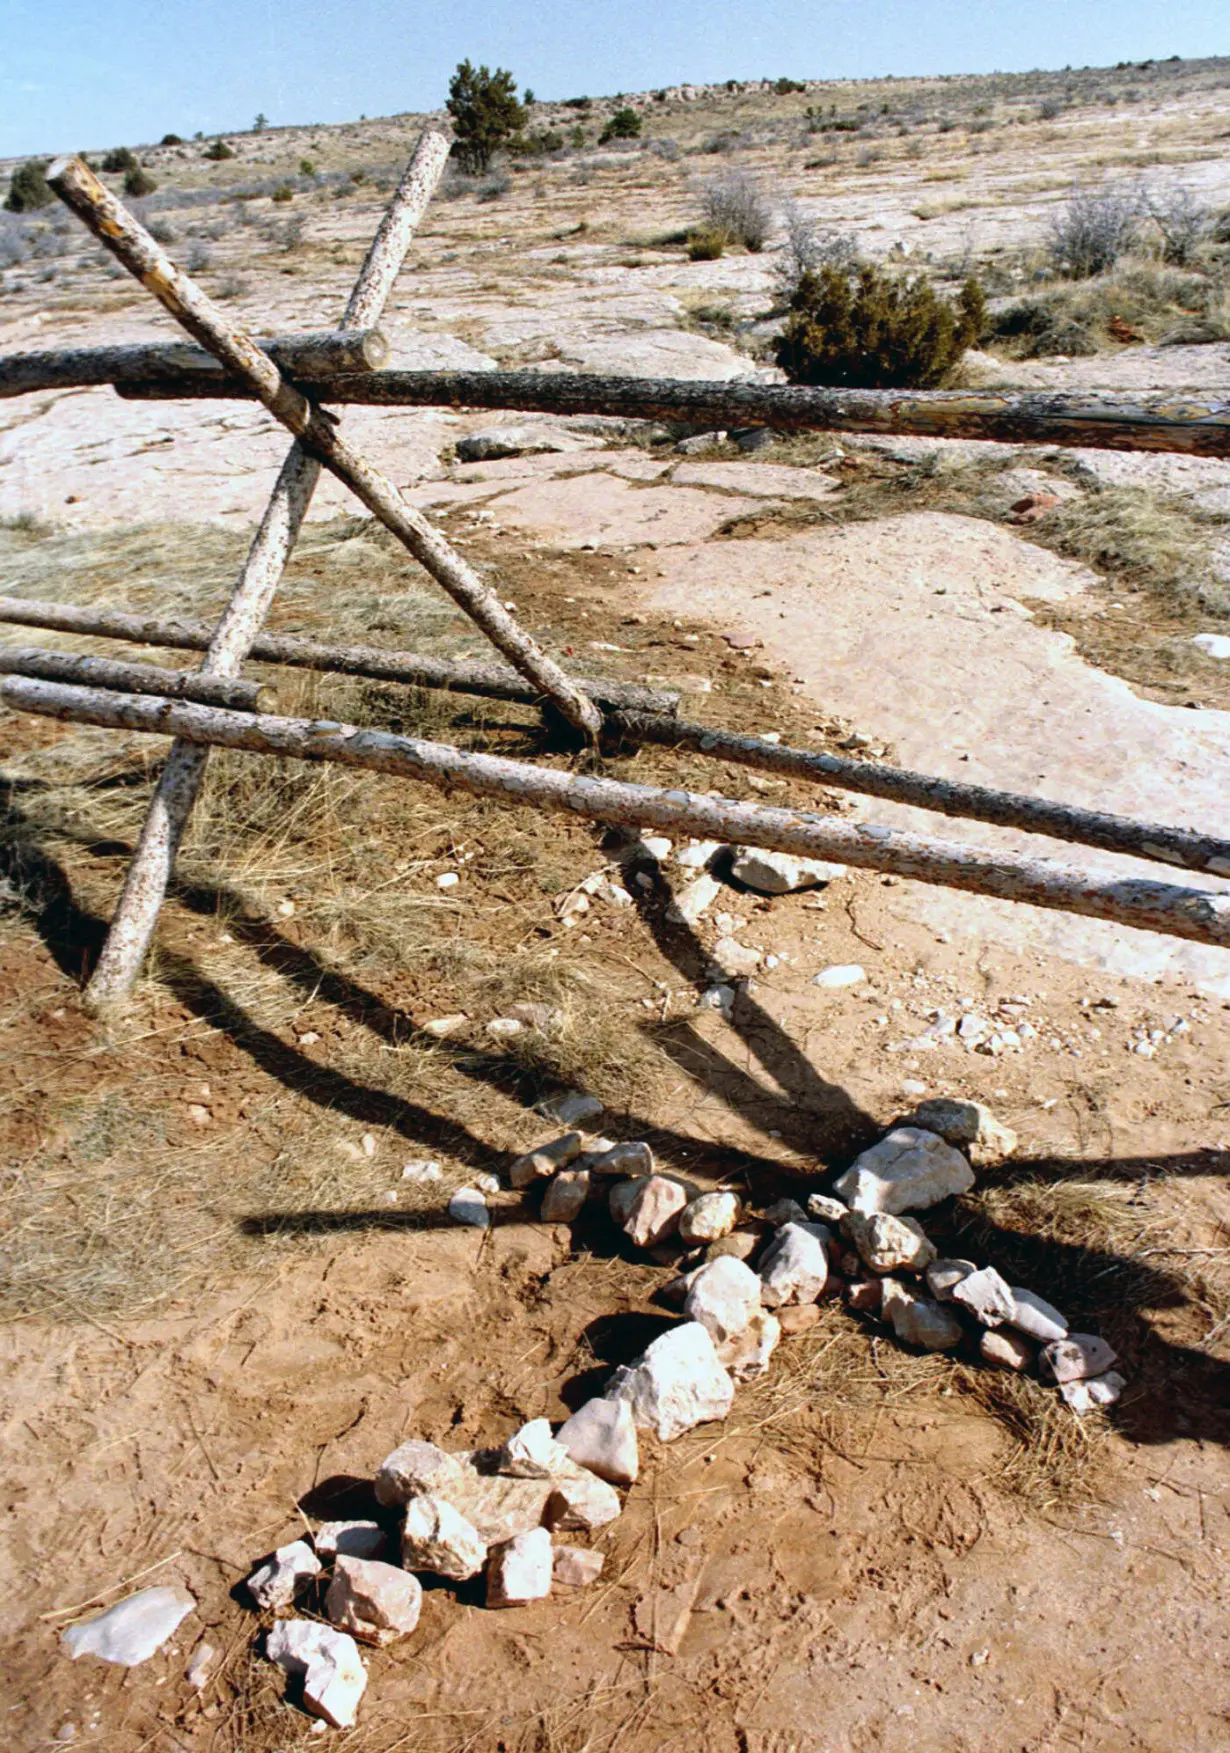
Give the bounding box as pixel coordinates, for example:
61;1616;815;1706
242;1084;1121;1729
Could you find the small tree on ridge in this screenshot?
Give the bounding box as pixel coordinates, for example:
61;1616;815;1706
447;60;525;173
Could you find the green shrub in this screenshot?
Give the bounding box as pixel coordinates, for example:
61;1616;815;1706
775;265;986;388
299;157;316;176
160;133;183;146
509;128;564;157
600;108;642;143
4;160;53;213
271;183;294;203
123;166;157;198
102;146;138;174
203;139;234;161
774;77;807;96
447;59;525;174
687;226;727;261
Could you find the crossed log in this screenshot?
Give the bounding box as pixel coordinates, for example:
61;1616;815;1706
4;149;1226;1012
4;594;1229;881
6;675;1228;952
44;141;604;1011
7;352;1230;459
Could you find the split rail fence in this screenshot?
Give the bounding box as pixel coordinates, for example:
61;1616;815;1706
1;132;1228;1016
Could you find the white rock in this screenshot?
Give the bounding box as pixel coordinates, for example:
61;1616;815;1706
812;963;866;989
847;1211;936;1274
674;837;723;870
950;1265;1016;1327
880;1278;964;1350
1192;632;1230;660
457;426;572;461
375;1439;465;1507
314;1520;386;1562
980;1328;1035;1371
834;1126;975;1215
546;1471;623;1531
606;1321;735;1441
635;836;673;861
1059;1369;1126;1414
666;871;721;925
448;1186;489;1229
902;1097;1018;1166
585;1140;653;1178
402;1159;442;1184
509;1132;585;1189
541;1168;591;1222
1008;1287;1069;1343
541;1090;605;1126
715;1308;781;1382
699;982;736;1017
926;1258;977;1301
732;848;847;894
247;1540;322;1611
807;1193;848;1225
759;1222;829;1308
710;935;762;978
556;1397;639;1485
609;1177;649;1225
486;1527;554;1607
185;1640;215;1690
401;1496;487;1580
625;1175;688;1248
678;1191;741;1245
422;1014;468;1039
501;1418;572;1479
552;1544;605;1586
266;1619;367;1729
684;1255;763;1342
325;1555;422;1645
428;1454;560;1545
61;1586;195;1667
1041;1334;1118;1384
487;1017;526;1040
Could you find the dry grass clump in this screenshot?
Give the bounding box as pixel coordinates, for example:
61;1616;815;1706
1040;485;1227;616
989;257;1230;354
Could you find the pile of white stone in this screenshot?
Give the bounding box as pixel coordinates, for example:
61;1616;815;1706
246;1095;1122;1730
246;1409;639;1728
497;1095;1123;1411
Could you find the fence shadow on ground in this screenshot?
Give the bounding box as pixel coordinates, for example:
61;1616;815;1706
1;778;1227;1452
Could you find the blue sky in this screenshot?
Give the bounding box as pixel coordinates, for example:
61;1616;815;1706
1;0;1225;158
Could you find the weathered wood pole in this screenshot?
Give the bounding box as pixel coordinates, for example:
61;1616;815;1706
0;328;389;398
6;676;1228;950
55;135;458;1013
3;593;1225;877
0;647;271;710
111;370;1230;459
46;155;602;739
606;712;1230;879
0;596;679;716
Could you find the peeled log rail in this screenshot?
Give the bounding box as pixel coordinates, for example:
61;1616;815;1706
5;675;1229;951
608;711;1230;880
0;596;679;716
0;646;271;711
3;596;1224;878
114;369;1230;458
47;136;463;1014
0;328;389;399
48;155;602;742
